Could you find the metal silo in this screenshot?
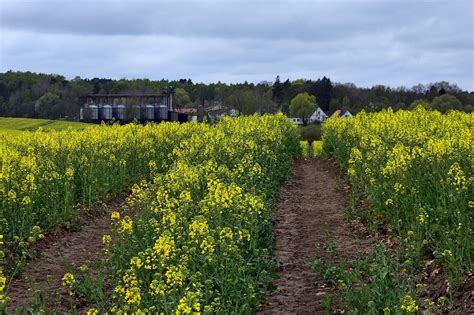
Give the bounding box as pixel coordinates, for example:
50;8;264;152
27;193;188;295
114;104;126;120
101;104;113;121
146;105;154;121
132;105;141;121
89;104;99;121
153;104;160;121
158;105;168;120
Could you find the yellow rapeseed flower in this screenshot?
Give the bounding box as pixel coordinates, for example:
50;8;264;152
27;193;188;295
61;273;75;288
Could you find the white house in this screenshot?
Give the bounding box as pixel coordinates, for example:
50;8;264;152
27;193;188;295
288;117;303;125
329;109;354;119
228;108;239;117
341;110;353;118
309;107;328;123
205;104;240;122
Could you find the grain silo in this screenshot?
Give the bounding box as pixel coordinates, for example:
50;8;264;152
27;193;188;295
89;104;99;122
101;104;113;121
145;104;155;121
156;105;168;121
114;104;126;120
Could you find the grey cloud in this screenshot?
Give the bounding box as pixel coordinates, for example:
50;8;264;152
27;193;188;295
2;0;469;41
0;0;472;90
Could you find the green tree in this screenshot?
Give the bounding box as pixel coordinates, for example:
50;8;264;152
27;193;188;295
255;87;277;114
175;88;192;107
342;96;350;109
329;98;341;113
463;104;473;113
409;99;430;110
272;75;284;106
291;79;306;89
225;90;256;115
35;92;61;118
431;94;462;113
290;92;317;125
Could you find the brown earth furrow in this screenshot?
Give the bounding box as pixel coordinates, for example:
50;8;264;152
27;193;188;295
259;158;372;314
6;198;123;314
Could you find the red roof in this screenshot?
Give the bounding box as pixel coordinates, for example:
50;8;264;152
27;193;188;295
174;108;197;114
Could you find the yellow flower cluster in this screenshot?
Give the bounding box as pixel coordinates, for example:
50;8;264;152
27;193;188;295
104;114;299;313
299;140;310;158
86;308;98;315
0;234;4;259
61;272;75;288
312;140;323;158
102;234;112;247
176;290;202;314
0;234;7;307
1;122;201;267
119;216;134;234
111;211;121;221
400;295;419;313
323;108;473;279
0;269;7;307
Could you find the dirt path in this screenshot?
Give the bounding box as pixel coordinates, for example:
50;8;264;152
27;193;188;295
6;198;124;314
259;158;373;314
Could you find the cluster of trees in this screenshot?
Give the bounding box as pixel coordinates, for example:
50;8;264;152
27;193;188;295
0;71;472;120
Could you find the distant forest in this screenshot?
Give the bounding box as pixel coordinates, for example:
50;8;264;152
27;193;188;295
0;71;472;120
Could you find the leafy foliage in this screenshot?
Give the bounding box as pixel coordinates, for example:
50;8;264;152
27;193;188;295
290;92;317;125
1;71;471;120
431;94;463;112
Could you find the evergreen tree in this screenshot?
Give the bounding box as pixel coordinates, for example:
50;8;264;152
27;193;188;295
272;75;284;107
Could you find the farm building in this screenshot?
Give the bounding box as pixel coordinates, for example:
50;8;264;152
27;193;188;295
309;107;329;123
330;109;354;119
206;102;240;122
288;117;303;125
341;110;353;118
79;87;203;124
288;108;353;125
174;108;199;121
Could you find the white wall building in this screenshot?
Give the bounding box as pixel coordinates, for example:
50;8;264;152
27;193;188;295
288;117;303;125
341;110;353;118
309;107;328;123
228;109;239;117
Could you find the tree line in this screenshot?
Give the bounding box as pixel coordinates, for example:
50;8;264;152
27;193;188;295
0;71;472;120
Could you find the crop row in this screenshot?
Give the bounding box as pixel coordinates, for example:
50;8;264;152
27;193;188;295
0;122;205;276
70;114;299;313
323;108;473;280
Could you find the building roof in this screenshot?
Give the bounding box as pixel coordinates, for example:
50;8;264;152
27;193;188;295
174;108;197;114
329;110;341;118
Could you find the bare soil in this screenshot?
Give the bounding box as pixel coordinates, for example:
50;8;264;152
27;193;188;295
451;274;474;314
258;158;374;314
421;263;474;314
6;195;124;314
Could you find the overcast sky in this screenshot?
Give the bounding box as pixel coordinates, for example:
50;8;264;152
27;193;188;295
0;0;472;90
